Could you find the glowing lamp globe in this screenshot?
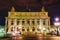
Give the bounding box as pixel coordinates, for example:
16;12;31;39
55;17;59;21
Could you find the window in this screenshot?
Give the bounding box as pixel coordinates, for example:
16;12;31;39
27;21;30;25
22;21;25;25
17;21;20;25
11;27;13;32
37;21;40;25
43;20;45;25
6;28;8;32
37;28;40;31
17;27;20;31
27;28;29;32
17;19;20;25
32;27;35;31
11;21;14;25
32;21;35;25
22;29;25;31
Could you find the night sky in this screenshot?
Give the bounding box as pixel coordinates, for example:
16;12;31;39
0;0;60;26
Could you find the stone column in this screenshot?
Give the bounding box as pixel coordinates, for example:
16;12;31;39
25;20;27;25
35;19;37;25
8;18;11;33
45;19;49;28
40;19;43;26
29;26;32;32
14;19;17;26
8;26;11;33
30;20;32;25
20;19;22;25
25;28;27;32
8;19;11;26
5;17;7;32
48;18;50;26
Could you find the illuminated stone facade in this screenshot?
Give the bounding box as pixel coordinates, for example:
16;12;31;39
5;6;50;35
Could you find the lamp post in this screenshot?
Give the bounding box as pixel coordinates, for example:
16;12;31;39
54;17;60;36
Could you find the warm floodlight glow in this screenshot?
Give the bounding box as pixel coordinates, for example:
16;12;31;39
43;28;45;30
19;25;22;26
39;27;42;29
12;32;16;36
19;25;22;29
19;27;22;29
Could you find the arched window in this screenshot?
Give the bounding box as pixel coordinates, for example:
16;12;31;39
37;28;40;31
32;21;35;25
27;21;30;25
11;20;14;25
6;28;8;32
37;21;40;25
32;27;35;31
11;27;13;32
22;21;25;25
22;29;25;31
17;19;20;25
43;20;45;25
17;21;20;25
17;27;20;31
27;28;29;32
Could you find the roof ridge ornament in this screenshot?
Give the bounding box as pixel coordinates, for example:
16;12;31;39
41;6;45;12
11;6;15;12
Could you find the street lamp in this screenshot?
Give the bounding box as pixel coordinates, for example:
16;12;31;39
55;17;59;21
54;17;60;36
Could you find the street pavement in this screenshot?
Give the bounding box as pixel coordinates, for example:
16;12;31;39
0;34;60;40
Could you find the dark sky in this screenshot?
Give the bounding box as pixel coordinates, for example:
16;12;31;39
0;0;60;25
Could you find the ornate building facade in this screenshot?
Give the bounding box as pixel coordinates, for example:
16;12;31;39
5;6;50;35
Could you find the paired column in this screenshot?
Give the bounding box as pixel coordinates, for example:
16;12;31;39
8;19;11;33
